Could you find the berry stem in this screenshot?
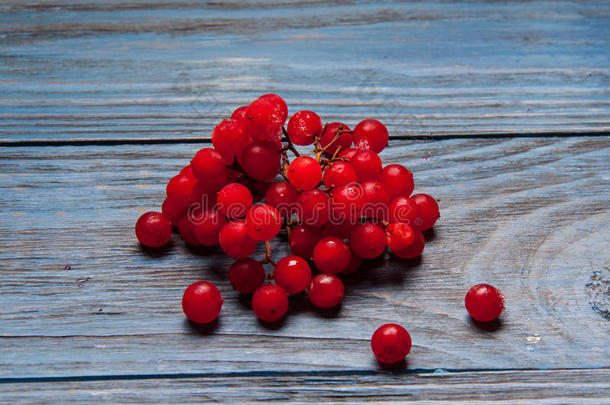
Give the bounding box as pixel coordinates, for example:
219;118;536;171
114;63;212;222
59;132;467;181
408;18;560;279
261;240;276;266
281;128;301;157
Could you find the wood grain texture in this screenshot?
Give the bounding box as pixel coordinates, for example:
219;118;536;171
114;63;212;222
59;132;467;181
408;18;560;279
2;368;610;404
0;138;608;386
1;0;609;142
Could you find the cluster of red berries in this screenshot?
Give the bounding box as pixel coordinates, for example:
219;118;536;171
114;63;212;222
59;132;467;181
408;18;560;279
135;94;504;365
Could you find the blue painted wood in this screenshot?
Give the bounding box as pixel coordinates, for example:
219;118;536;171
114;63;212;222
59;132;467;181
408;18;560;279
0;138;608;385
0;0;609;142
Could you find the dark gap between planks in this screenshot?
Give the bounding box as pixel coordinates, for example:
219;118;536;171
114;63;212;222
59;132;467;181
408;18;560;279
1;131;609;147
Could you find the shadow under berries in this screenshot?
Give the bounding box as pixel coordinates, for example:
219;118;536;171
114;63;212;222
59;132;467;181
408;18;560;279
185;317;221;335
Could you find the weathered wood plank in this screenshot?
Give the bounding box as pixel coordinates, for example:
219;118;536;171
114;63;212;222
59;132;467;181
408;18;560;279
0;0;608;141
0;138;608;381
2;368;609;404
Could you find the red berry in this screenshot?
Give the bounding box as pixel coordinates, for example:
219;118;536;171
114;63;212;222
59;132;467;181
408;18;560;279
313;236;351;273
320;122;352;155
265;181;300;218
322;161;357;189
230;105;248;121
350;223;387;259
191;208;227;246
308;274;345;309
351;149;382;182
381;164;414;198
229;258;266;294
289;224;322;259
343;250;362;275
331;183;364;223
219;220;258;258
162;197;186;226
386;223;416;252
212;118;251;165
166;172;197;208
287;156;322;191
239;140;281;182
191;148;227;185
245;204;282;241
135;211;172;248
321;219;356;240
360;180;391;220
411;193;440;231
389;227;425;259
260;93;288;122
371;324;411;364
465;284;504;322
182;281;223;324
353;119;388;153
338;147;359;162
245;96;285;141
217;183;253;218
388;196;418;227
297;189;331;227
177;211;200;246
273;255;312;294
252;284;289;322
286;110;323;145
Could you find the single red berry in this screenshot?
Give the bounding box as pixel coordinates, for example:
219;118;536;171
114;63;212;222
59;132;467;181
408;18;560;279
182;281;223;324
351;149;382;182
338;147;359;162
322;160;357;189
353;119;388;153
386;223;416;252
381;164;414;198
219;220;258;258
331;183;364;223
371;324;412;364
313;236;351;273
465;284;504;322
260;93;288;123
166;171;197;208
297;189;331;227
286;110;323;146
191;208;228;246
135;211;172;248
212;118;251;164
287;156;322;191
217;183;253;218
177;211;201;246
360;180;391;220
162;197;186;226
252;284;289;322
342;250;362;275
289;224;322;259
411;193;440;231
239;140;281;181
191;148;227;185
191;181;219;211
388;196;419;227
308;274;345;309
230;105;248;121
350;223;387;259
320;122;352;155
265;181;300;218
321;219;356;240
245;204;282;241
229;258;266;294
245;96;285;141
273;255;312;294
389;227;425;259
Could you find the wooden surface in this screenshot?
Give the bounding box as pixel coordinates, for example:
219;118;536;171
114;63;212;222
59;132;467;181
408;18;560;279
1;0;609;403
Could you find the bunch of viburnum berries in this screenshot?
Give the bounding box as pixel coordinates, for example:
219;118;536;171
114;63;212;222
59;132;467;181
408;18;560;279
135;93;441;327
